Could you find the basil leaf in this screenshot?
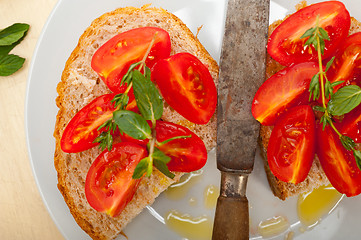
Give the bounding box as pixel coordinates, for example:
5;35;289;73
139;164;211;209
325;80;332;99
353;150;361;171
313;39;319;52
0;23;29;46
0;44;16;56
327;85;361;116
132;69;163;121
0;54;25;76
144;66;151;80
94;119;117;151
319;27;330;41
121;62;141;85
153;160;175;179
153;147;171;164
305;34;316;47
319;38;326;55
325;56;335;72
331;81;344;88
300;27;315;39
0;32;28;56
93;131;113;151
340;135;355;151
111;93;129;109
132;158;149;179
152;148;174;179
113;110;151;140
309;73;320;88
309;73;320;101
320;114;332;130
154;159;175;179
312;105;325;113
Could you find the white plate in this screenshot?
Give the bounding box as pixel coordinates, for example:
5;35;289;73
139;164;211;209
25;0;361;239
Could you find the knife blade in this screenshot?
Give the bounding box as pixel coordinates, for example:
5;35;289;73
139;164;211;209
212;0;270;239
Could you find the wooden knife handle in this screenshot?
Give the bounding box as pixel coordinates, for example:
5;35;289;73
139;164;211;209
212;195;249;240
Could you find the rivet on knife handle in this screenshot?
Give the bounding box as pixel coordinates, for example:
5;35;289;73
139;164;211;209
212;0;270;239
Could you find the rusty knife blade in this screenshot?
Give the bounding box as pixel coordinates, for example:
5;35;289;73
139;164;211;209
213;0;270;239
216;0;270;173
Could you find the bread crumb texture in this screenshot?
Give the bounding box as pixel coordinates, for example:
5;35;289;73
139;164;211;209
54;6;218;240
260;1;361;200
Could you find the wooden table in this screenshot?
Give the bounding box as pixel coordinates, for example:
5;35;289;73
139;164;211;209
0;0;64;239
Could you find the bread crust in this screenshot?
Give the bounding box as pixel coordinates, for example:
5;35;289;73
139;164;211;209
54;6;218;240
260;1;361;200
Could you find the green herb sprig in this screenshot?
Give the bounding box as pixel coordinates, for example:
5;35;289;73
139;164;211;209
0;23;29;76
94;34;190;179
301;15;361;169
94;35;158;152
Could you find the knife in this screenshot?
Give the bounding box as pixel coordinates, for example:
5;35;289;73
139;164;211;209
212;0;270;239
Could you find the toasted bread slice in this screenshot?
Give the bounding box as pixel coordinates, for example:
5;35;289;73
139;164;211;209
260;1;361;200
53;6;218;240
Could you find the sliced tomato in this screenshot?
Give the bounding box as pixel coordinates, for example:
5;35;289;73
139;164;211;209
267;105;315;184
252;62;318;126
339;104;361;143
120;120;207;172
268;1;350;66
60;93;136;153
85;142;147;217
327;32;361;92
152;52;217;124
316;123;361;197
156;121;207;172
91;27;171;93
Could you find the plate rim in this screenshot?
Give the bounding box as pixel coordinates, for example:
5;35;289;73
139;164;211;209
24;0;67;236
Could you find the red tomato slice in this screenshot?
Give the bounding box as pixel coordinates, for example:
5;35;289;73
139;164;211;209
268;1;350;66
152;52;217;124
120;120;207;172
316;123;361;197
156;121;207;172
267;105;315;184
91;27;171;93
61;93;136;153
252;62;318;126
85;142;147;217
327;32;361;92
339;104;361;143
